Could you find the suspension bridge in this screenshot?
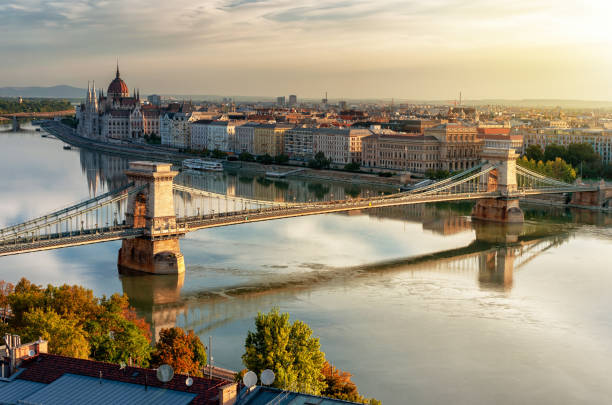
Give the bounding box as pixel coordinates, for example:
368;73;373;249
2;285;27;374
0;147;609;274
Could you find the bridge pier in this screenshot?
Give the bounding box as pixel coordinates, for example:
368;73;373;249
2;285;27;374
570;181;611;209
471;147;524;223
472;198;524;223
117;162;185;275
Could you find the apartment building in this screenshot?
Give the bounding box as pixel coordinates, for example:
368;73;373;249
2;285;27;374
313;128;371;165
253;124;293;156
284;127;316;161
361;134;441;173
522;127;612;164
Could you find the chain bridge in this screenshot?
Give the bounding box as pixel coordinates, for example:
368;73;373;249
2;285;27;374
0;147;609;274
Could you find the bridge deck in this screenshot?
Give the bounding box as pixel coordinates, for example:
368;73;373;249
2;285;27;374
0;227;143;257
180;191;500;231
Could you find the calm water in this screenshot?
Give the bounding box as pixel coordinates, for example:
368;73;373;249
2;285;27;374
1;124;612;404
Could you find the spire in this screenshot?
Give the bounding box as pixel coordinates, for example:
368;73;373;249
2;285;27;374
87;81;90;102
116;59;120;78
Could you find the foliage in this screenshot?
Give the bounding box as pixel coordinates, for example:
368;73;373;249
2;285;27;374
21;308;90;359
308;152;331;170
524;144;544;162
0;281;14;323
151;327;207;377
0;98;72;114
60;117;78;128
85;294;152;367
239;151;255;162
144;133;161;145
425;169;451;180
256;153;274;165
321;361;381;404
344;162;361;172
518;156;576;183
242;308;326;395
274;154;290;164
211;149;227;159
543;143;567;163
4;278;152;365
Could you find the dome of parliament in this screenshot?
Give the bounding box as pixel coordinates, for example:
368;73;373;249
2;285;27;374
107;65;129;97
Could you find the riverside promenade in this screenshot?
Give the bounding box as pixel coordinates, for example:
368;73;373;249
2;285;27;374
41;121;404;188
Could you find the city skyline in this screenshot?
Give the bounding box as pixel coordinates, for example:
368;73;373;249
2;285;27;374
1;0;611;100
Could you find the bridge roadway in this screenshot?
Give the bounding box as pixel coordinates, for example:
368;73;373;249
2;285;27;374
0;227;144;257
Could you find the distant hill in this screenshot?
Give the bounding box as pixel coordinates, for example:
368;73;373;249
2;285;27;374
0;85;85;99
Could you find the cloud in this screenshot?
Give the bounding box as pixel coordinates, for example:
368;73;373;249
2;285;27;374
1;0;611;99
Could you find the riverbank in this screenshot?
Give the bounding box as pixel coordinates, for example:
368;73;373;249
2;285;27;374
41;121;403;189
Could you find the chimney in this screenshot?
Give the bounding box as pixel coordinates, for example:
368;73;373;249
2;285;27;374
1;335;48;377
219;383;238;405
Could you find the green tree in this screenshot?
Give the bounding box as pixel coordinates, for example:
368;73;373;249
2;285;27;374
21;308;90;359
308;152;331;170
239;151;255;162
151;327;207;376
257;153;274;165
211;149;227;159
524;144;544;162
544;144;567;162
86;294;151;367
242;309;326;395
566;143;598;167
274;154;290;164
344;162;360;172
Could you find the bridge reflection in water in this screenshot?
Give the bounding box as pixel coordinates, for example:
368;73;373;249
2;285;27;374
119;205;572;341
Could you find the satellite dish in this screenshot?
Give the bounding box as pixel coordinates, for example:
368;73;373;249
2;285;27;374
156;364;174;383
28;350;36;357
243;370;257;388
185;377;193;387
261;369;275;386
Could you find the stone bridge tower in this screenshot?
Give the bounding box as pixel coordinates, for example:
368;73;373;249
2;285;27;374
118;162;185;275
472;147;524;223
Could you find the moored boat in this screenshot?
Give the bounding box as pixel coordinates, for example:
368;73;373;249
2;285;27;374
182;158;223;171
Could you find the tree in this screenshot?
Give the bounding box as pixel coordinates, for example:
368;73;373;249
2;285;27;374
211;149;227;159
86;294;151;367
242;309;326;395
308;152;331;170
344;162;360;172
566;143;598;167
151;327;207;377
6;279;152;367
544;144;567;162
257;153;274;165
274;154;290;164
21;308;90;359
321;361;381;404
0;281;14;323
239;151;255;162
524;144;544;162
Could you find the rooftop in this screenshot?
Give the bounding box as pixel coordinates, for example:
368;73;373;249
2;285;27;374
5;353;230;405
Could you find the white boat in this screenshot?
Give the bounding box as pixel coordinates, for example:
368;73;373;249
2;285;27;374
182;159;223;171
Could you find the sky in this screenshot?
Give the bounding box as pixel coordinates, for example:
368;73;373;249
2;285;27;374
1;0;611;100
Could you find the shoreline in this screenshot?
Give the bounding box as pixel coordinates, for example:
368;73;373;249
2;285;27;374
41;121;404;189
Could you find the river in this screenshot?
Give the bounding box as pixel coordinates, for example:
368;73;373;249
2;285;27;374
1;123;611;404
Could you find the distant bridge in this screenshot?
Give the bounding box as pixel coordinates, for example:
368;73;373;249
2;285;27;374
0;148;609;274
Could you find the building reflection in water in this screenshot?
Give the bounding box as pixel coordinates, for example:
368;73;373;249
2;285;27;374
118;202;573;341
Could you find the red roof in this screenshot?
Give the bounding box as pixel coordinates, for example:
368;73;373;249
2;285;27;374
477;127;510;135
18;354;229;405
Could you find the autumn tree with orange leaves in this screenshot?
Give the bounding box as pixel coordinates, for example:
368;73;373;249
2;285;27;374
151;327;207;376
